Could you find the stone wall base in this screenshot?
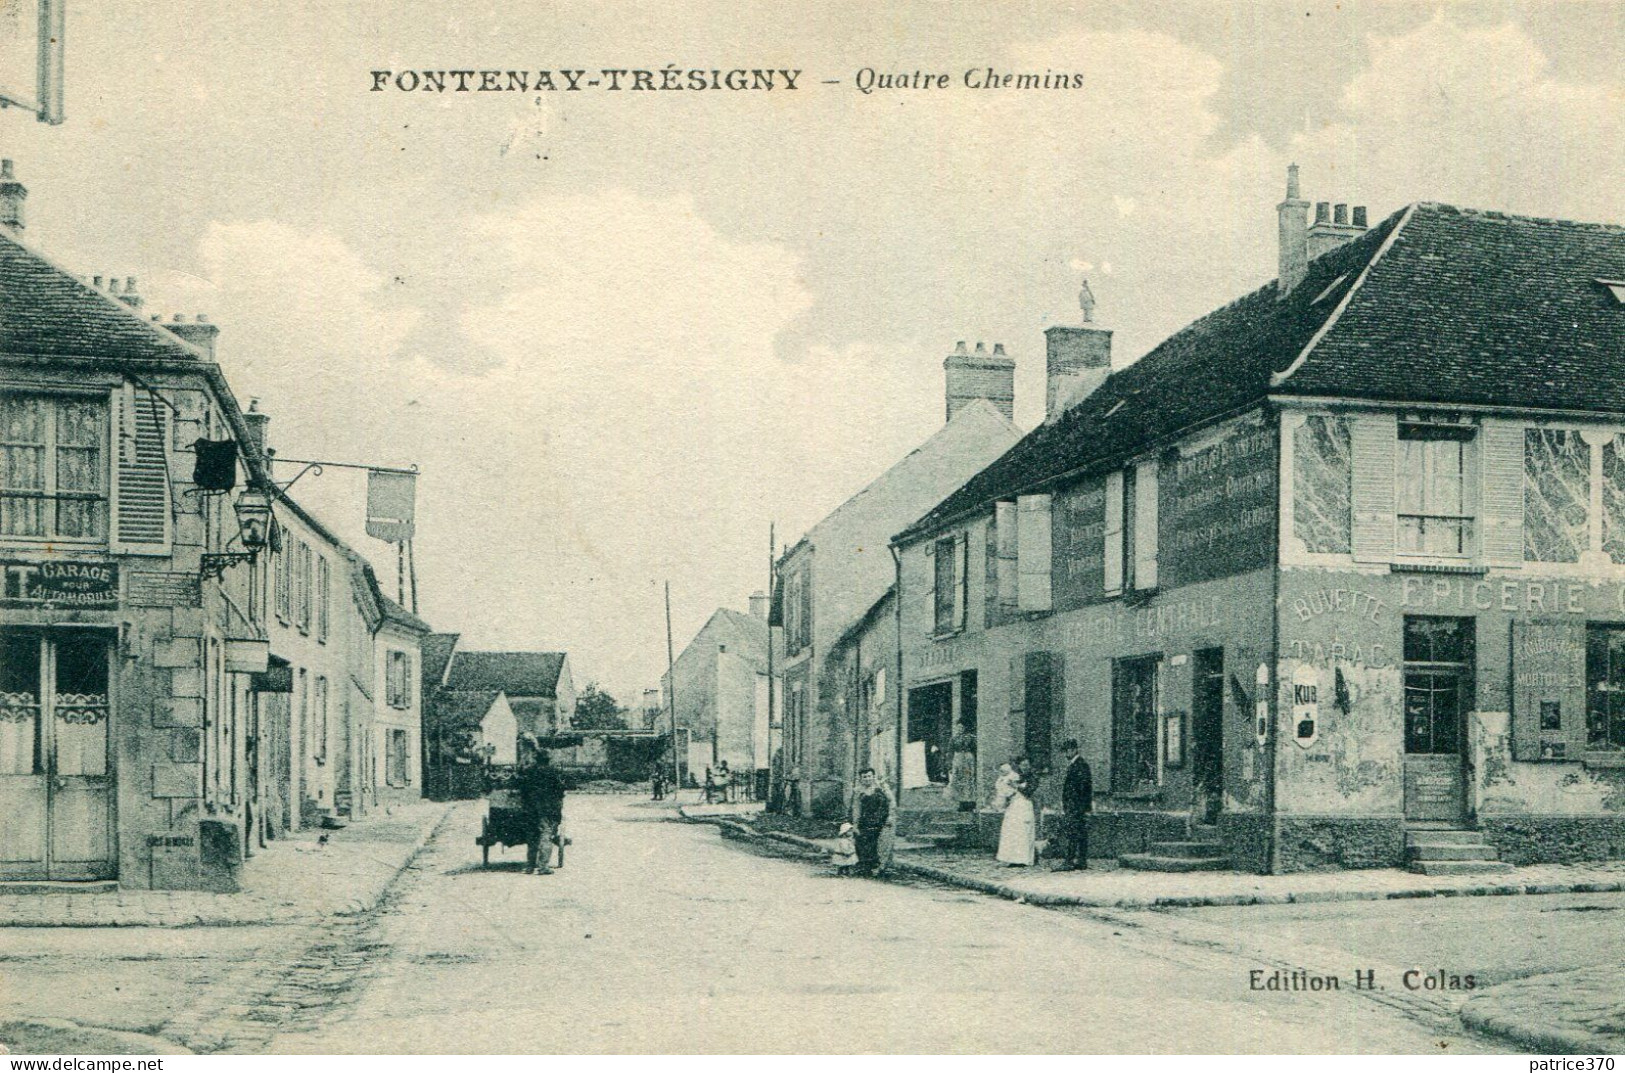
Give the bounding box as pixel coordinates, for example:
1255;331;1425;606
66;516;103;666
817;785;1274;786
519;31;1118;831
1274;816;1407;872
1480;816;1625;866
1219;813;1272;874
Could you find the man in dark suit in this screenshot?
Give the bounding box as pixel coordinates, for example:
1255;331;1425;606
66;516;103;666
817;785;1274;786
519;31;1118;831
516;740;566;875
1056;739;1092;871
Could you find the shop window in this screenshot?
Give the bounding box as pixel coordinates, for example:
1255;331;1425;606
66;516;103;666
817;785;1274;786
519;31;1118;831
386;650;411;709
1403;617;1472;755
1524;428;1589;563
1397;424;1474;556
1586;626;1625;750
386;727;410;786
1293;413;1352;554
0;393;108;541
1111;656;1160;792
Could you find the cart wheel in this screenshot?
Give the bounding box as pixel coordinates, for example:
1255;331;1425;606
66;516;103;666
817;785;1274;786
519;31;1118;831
481;817;491;867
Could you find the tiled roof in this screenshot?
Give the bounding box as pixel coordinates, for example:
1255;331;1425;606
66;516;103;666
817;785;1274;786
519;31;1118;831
422;633;460;687
444;650;566;697
900;202;1625;541
377;593;432;635
899;208;1403;540
1277;204;1625;410
0;227;203;362
433;690;503;729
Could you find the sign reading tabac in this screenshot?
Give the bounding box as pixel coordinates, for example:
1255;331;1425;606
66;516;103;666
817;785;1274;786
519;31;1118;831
1;560;120;609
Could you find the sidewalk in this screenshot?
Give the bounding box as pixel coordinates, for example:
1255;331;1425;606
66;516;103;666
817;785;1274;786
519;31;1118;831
0;800;452;928
1461;966;1625;1054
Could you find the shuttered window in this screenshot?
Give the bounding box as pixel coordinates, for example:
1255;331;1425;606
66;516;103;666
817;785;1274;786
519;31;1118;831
1133;459;1159;589
994;500;1019;610
275;544;291;623
316;557;331;642
932;535;967;634
1350;412;1398;562
0;392;109;541
111;386;172;554
1016;494;1053;612
1103;471;1125;595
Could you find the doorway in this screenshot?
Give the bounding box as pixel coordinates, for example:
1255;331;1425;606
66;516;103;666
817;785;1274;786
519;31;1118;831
1191;648;1224;825
0;630;116;880
907;681;953;784
1402;616;1473;824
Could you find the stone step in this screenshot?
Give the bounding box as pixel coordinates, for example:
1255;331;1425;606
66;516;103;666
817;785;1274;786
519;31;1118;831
1408;843;1500;861
1409;859;1515;876
1119;853;1232;873
1405;829;1482;846
1148;840;1229;859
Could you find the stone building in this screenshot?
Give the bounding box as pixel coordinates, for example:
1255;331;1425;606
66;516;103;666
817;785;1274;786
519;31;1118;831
893;168;1625;873
661;594;778;787
777;352;1021;817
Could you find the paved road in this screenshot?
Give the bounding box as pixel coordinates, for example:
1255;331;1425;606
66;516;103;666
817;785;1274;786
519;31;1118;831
267;796;1499;1054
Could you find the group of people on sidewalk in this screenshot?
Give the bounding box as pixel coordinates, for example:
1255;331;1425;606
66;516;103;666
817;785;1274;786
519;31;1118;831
991;739;1093;871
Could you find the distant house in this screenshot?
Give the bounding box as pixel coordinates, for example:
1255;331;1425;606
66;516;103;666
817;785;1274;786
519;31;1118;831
420;637;575;793
442;650;574;739
663;593;779;786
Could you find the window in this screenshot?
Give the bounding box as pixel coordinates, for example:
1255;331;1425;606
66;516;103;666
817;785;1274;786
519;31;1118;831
275;544;291;623
1111;656;1160;791
1397;424;1474;556
313;675;328;762
782;568;811;653
932;535;967;634
1403;617;1472;755
387;650;411;709
386;727;410;786
295;542;312;632
1586;626;1625;750
0;393;108;541
316;557;330;642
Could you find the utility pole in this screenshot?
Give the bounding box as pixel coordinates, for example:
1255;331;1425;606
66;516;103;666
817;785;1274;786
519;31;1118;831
665;581;681;791
764;522;776;809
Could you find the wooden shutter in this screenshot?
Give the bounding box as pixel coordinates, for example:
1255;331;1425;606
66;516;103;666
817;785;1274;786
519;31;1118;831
925;541;937;633
109;382;172;555
1017;494;1053;612
1480;421;1525;566
994;500;1019;609
1351;412;1397;562
952;534;968;629
1104;471;1124;595
1134;459;1159;589
1511;620;1587;761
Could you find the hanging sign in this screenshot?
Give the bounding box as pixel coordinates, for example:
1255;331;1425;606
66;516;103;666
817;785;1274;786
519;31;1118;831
1292;663;1320;748
366;470;417;543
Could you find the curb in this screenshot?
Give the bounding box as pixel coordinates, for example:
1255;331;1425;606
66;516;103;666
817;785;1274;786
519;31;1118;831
330;802;455;919
1458;1002;1616;1056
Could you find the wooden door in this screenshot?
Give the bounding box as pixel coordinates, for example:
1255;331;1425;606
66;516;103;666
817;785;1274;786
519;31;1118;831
1402;617;1472;824
1192;648;1224;824
0;632;49;879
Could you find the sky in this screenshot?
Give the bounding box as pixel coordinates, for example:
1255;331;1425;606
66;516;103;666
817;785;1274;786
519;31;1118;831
1;1;1622;701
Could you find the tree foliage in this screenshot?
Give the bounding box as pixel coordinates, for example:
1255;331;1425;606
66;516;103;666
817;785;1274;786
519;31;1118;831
573;681;628;730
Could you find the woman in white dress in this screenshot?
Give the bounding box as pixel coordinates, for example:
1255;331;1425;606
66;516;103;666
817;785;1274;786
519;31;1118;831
995;759;1037;866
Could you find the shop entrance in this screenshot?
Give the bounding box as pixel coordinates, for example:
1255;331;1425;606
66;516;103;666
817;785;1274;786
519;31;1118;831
1191;648;1225;825
907;681;953;784
1402;616;1473;824
0;630;116;880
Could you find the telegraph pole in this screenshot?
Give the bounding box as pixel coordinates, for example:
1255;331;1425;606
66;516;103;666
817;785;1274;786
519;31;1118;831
665;581;681;790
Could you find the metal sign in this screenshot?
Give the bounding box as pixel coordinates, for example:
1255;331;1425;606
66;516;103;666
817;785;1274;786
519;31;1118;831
1254;663;1271;745
1;560;118;609
1292;663;1320;748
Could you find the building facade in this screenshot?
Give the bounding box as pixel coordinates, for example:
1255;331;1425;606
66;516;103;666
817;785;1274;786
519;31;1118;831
662;596;777;787
778;352;1021;817
895;172;1625;871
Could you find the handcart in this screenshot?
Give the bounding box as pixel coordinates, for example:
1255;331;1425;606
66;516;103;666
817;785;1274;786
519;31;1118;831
476;788;567;868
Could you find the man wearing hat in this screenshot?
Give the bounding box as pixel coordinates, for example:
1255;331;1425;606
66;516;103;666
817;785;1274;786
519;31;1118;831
516;735;566;875
1056;739;1093;871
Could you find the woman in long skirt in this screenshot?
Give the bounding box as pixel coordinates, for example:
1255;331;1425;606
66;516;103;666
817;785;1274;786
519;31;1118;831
995;759;1037;866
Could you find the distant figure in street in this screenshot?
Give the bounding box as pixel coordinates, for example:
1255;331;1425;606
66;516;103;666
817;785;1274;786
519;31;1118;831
515;740;565;875
717;760;734;803
1055;739;1093;872
651;761;667;801
996;756;1037;867
831;822;858;875
851;768;894;877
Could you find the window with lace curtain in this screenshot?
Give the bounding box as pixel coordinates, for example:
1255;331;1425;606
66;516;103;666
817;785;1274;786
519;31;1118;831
0;393;108;541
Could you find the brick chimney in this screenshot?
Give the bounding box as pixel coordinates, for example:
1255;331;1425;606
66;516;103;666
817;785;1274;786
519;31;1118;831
166;313;219;359
1044;276;1112;423
749;590;769;619
0;160;25;232
1307;200;1369;260
1277;164;1310;298
243;398;271;458
943;341;1015;423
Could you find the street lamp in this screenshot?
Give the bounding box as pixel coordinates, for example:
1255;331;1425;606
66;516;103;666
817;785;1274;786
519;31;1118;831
199;486;274;581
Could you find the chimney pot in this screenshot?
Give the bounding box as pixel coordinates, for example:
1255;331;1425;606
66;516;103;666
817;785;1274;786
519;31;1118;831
1334;203;1349;225
108;279;121;295
974;342;986;354
1315;202;1331;223
1353;206;1368;227
944;338;1015;423
0;160;12;180
92;275;103;288
1285;163;1300;200
749;590;769;619
955;341;966;353
173;313;186;323
243;397;270;456
992;343;1005;355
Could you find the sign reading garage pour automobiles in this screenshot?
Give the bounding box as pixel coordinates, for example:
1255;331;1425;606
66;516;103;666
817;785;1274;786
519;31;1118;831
1;560;120;609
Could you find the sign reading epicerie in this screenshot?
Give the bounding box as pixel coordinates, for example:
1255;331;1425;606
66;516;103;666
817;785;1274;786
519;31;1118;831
1;560;119;609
